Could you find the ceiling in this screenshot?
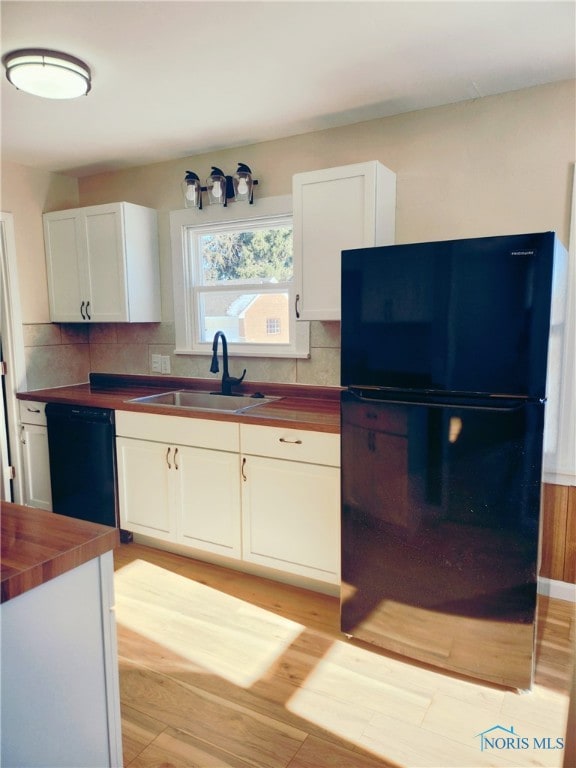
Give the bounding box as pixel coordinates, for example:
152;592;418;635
1;1;575;178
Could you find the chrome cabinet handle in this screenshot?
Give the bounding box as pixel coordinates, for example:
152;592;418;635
20;425;26;444
85;300;91;320
166;446;172;469
295;294;300;319
241;457;247;481
174;447;179;470
279;437;303;445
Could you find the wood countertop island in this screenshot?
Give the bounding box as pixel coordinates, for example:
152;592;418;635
1;502;119;603
1;503;123;767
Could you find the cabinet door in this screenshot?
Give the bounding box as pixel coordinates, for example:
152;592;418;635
241;455;340;582
293;161;396;321
44;203;159;324
20;423;52;510
43;212;85;321
116;437;173;540
83;206;129;322
176;446;241;557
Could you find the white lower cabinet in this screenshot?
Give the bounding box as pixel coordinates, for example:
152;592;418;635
116;411;340;588
240;424;340;584
116;411;241;557
176;445;241;555
19;400;52;510
116;437;174;540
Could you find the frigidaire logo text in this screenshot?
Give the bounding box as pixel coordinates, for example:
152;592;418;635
476;725;564;752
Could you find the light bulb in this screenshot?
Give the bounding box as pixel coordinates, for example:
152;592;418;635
212;180;223;198
237;177;248;195
185;185;197;204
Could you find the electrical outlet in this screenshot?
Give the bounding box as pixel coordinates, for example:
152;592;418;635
151;354;162;372
161;355;171;374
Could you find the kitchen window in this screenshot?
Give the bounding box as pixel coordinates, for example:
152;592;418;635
170;196;309;358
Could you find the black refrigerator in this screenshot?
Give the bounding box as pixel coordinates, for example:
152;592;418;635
340;232;567;690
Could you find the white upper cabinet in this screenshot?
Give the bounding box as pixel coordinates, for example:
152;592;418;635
292;161;396;321
43;202;161;323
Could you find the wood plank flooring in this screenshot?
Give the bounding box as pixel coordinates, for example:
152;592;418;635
113;544;574;768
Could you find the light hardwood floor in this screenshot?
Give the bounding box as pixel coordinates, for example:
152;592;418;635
114;543;574;768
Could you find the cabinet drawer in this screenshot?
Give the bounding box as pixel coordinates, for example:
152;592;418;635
240;424;340;467
19;400;47;426
116;410;239;451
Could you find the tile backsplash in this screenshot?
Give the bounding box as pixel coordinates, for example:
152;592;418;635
23;320;341;391
23;323;90;390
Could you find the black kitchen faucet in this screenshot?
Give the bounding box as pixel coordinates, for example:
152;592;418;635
210;331;246;395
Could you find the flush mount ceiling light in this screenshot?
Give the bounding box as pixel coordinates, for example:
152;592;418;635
3;48;91;99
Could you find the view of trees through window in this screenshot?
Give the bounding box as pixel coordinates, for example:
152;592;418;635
200;226;293;284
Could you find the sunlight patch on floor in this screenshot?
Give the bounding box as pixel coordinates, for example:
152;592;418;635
286;640;570;767
286;639;431;764
114;559;304;687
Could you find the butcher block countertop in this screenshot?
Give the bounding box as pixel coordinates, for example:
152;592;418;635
1;503;119;603
18;373;342;433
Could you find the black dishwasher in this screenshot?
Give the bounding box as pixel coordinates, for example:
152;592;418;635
46;403;118;528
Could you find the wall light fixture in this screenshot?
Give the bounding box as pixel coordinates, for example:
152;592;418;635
182;164;257;209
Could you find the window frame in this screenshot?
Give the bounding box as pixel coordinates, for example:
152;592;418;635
170;195;310;358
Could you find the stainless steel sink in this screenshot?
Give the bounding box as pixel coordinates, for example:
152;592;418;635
127;390;282;413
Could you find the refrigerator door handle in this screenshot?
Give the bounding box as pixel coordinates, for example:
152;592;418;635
347;389;535;413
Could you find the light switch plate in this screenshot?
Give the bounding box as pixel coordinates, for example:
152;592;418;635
151;354;162;372
161;355;171;374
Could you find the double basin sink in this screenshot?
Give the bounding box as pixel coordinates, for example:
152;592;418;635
128;389;282;414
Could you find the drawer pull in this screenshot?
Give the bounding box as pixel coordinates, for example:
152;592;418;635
279;438;302;445
26;407;41;413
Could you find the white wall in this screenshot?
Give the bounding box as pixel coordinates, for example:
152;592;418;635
0;161;78;323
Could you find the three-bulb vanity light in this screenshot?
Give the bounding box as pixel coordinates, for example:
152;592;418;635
182;164;257;209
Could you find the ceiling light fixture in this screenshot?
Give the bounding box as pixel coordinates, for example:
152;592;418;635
2;48;91;99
